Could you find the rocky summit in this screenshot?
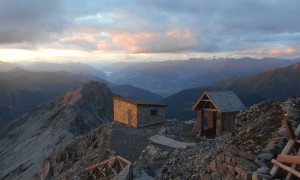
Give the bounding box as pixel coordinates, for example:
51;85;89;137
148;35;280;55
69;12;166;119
158;96;300;179
0;81;113;180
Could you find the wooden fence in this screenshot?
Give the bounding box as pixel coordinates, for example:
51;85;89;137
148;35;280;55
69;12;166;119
86;156;132;179
270;118;300;179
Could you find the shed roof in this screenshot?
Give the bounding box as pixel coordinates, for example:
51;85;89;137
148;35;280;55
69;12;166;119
113;96;167;107
192;91;245;112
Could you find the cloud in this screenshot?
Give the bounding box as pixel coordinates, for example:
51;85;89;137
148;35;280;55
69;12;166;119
1;0;300;59
0;0;65;44
112;28;196;53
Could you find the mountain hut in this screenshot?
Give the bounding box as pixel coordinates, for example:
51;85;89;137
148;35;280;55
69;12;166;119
113;97;167;128
192;91;245;137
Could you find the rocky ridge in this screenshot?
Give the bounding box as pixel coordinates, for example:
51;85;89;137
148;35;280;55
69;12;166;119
159;96;300;179
40;124;112;179
0;81;113;180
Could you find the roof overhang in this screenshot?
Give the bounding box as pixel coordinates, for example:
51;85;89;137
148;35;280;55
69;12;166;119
192;91;221;112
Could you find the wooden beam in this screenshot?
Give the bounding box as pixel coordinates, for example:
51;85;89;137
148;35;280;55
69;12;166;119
202;108;218;111
86;159;111;170
85;156;131;178
296;124;300;137
284;119;296;140
277;154;300;165
270;125;300;176
285;149;300;180
271;160;300;178
96;166;106;176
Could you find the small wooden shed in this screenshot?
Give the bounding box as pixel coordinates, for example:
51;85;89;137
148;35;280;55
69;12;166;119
192;91;245;137
113;97;167;128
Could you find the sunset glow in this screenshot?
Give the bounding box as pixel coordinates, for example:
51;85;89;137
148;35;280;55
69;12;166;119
1;0;300;62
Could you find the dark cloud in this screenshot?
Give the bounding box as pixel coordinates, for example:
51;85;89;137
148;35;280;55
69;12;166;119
1;0;300;56
0;0;65;44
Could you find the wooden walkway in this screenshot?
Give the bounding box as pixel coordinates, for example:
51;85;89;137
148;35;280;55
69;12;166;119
270;118;300;179
86;156;132;179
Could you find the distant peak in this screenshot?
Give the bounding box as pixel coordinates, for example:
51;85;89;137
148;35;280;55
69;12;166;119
63;81;109;105
269;67;277;72
8;67;27;73
290;63;300;70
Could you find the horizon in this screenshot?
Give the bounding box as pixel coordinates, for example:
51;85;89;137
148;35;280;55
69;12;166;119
1;56;300;69
1;1;300;62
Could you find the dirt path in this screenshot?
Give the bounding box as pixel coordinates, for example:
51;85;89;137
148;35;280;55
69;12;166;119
111;123;163;162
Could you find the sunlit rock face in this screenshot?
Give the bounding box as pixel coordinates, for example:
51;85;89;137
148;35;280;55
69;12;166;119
0;81;113;180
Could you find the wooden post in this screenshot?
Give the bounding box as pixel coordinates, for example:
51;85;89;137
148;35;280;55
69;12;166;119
277;154;300;165
284;119;296;140
270;125;300;177
271;160;300;178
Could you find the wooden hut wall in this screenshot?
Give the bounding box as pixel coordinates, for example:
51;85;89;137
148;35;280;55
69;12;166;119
137;106;165;127
222;112;236;132
113;99;138;128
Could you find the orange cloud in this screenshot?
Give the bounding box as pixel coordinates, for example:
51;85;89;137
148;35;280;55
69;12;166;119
111;28;196;53
268;48;281;57
286;47;296;55
267;46;297;57
97;41;109;50
112;32;156;53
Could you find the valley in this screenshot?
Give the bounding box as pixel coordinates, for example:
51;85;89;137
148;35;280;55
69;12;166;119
102;58;300;97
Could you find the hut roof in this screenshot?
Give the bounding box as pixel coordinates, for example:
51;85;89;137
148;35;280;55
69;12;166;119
113;96;167;107
192;91;245;112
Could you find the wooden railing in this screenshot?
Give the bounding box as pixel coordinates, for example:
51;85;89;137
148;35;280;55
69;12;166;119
86;156;132;179
270;118;300;179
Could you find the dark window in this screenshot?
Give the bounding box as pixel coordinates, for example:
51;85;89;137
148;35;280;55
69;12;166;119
151;109;157;116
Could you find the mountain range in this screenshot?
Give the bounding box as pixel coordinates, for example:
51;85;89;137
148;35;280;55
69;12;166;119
26;62;107;79
0;81;113;179
0;61;23;72
162;62;300;120
1;58;300;124
0;59;300;179
0;67;162;127
0;68;101;127
104;57;300;97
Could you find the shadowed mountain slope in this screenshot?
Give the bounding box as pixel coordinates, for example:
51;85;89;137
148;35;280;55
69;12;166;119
110;84;163;102
0;81;113;180
106;58;300;97
26;62;107;78
162;62;300;120
0;68;162;127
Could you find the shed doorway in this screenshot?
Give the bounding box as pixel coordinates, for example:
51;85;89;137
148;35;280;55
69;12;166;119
202;110;217;137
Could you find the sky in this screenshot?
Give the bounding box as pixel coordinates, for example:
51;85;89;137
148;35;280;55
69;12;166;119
1;0;300;62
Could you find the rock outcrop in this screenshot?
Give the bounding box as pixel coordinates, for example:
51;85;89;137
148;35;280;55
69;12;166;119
40;124;112;179
0;81;113;180
159;95;300;179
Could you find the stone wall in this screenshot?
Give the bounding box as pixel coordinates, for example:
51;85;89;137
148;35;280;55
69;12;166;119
113;99;138;128
137;105;165;127
223;112;236;132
